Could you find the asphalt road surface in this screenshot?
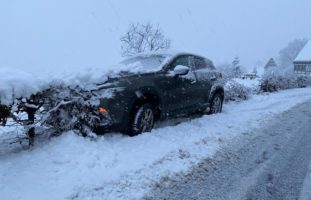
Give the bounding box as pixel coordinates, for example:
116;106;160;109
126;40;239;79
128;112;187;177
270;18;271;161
147;101;311;200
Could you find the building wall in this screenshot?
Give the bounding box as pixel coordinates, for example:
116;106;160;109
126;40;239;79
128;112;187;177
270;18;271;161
294;62;311;74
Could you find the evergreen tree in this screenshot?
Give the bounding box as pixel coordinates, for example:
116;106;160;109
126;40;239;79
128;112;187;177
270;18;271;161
232;56;242;78
252;67;258;75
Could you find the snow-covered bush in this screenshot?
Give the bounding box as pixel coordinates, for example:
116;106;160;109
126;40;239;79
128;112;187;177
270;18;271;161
260;72;311;92
260;72;281;92
41;87;88;134
293;75;311;88
217;58;247;81
31;84;111;136
260;38;310;92
224;80;251;102
0;67;103;137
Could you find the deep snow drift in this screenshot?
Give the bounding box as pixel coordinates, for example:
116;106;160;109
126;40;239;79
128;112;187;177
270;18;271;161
0;87;311;200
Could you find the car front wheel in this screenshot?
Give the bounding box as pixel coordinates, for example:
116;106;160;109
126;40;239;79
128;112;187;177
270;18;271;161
129;103;155;136
210;93;223;114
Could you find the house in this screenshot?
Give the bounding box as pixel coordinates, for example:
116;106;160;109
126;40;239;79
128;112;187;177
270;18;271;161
264;58;278;70
294;41;311;75
241;73;258;80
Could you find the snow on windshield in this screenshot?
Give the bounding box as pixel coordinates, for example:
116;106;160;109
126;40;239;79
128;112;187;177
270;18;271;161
115;54;170;73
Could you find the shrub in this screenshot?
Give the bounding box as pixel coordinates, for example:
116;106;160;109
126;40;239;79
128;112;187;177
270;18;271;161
260;73;311;92
224;80;251;102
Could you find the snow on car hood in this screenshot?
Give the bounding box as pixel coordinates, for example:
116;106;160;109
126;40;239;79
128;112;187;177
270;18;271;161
51;53;172;87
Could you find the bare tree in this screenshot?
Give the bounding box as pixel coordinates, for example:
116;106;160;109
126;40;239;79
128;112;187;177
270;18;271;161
120;23;171;57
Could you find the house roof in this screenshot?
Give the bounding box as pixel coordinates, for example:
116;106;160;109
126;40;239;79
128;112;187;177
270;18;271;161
295;41;311;62
264;58;278;69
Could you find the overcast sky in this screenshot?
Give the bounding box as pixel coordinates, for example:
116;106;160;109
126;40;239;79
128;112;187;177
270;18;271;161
0;0;310;74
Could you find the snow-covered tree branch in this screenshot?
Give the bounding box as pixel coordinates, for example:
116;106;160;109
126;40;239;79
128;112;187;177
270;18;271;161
120;23;171;57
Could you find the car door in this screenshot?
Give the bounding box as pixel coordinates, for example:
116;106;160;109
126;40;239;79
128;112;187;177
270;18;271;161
192;56;217;106
156;55;201;116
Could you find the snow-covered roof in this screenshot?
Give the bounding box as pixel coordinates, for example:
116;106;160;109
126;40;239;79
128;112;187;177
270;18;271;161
295;41;311;62
264;58;278;69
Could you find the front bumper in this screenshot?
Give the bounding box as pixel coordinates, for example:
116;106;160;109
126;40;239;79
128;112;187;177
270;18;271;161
93;111;113;134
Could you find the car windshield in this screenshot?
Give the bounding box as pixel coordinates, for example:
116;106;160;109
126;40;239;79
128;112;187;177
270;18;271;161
118;54;170;73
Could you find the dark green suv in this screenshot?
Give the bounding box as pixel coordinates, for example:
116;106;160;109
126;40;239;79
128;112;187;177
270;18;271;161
96;52;224;136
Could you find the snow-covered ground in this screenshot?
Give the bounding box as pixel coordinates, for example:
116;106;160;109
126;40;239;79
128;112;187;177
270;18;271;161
0;87;311;200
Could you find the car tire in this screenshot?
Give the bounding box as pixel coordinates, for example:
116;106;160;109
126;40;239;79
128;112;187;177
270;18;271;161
209;93;223;114
128;103;155;136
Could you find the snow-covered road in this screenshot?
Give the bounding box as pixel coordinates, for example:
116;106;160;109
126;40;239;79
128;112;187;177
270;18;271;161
1;87;311;200
148;100;311;200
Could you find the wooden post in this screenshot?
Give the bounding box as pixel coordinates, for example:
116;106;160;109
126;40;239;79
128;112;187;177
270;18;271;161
24;96;42;146
0;105;10;126
25;104;36;146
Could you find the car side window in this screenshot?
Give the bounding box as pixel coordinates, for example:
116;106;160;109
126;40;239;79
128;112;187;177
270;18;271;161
171;56;190;69
205;59;216;70
194;56;215;71
167;55;196;81
194;57;207;70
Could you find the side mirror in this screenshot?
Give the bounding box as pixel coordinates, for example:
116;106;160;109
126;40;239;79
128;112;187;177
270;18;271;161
173;65;190;76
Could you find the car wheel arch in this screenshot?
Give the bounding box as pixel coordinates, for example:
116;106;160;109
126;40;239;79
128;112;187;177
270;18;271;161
209;85;224;102
128;87;162;122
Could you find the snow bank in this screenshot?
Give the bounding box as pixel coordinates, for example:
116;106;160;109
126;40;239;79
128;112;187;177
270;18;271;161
1;87;311;200
0;53;175;105
0;66;108;106
0;67;40;105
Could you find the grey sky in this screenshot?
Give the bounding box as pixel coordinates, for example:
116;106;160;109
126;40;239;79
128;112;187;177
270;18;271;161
0;0;310;73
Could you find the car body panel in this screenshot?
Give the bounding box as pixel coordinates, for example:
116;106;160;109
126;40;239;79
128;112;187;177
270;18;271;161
95;52;224;133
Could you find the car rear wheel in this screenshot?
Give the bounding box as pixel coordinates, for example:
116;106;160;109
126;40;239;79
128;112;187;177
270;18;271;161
210;93;223;114
129;103;155;136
